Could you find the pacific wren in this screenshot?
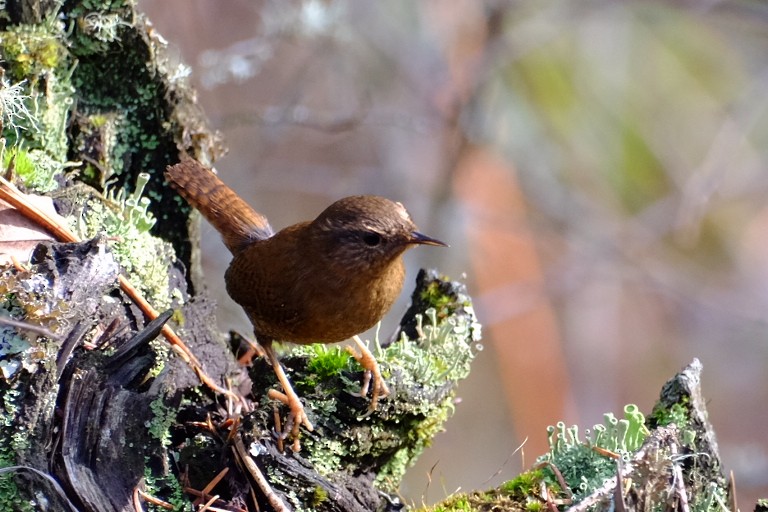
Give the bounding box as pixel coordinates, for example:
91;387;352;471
165;159;445;443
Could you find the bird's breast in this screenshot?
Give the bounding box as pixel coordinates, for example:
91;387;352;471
225;236;407;344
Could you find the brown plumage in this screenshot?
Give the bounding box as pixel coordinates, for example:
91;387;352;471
165;159;445;446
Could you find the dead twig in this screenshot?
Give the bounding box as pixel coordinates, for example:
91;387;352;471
0;315;61;340
192;467;230;507
233;438;290;512
136;489;175;510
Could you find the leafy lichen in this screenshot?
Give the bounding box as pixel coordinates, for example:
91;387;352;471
0;387;34;512
142;456;187;511
148;396;177;449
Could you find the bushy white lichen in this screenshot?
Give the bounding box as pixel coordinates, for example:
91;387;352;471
0;78;39;138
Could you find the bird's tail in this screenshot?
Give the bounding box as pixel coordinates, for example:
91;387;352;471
165;159;273;253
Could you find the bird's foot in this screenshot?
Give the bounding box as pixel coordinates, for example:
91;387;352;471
261;343;314;452
268;388;313;452
347;336;390;412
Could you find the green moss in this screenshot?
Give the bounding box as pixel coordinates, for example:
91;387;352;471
0;22;66;82
302;344;353;388
524;500;544;512
1;18;75;193
310;485;329;507
430;494;473;512
416;489;534;512
420;281;455;315
3;146;64;192
651;400;689;428
499;469;545;497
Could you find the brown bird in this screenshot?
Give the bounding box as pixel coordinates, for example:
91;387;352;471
165;159;446;445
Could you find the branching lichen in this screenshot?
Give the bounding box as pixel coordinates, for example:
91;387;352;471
539;404;650;501
0;77;39;137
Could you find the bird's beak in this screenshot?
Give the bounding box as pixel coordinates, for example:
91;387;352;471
409;231;448;247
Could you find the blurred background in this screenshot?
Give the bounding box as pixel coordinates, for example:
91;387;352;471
138;0;768;507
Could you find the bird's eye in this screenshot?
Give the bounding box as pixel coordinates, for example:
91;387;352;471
363;232;382;246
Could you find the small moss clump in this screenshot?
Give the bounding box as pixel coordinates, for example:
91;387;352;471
302;344;355;389
650;399;689;428
310;486;329;507
499;469;546;497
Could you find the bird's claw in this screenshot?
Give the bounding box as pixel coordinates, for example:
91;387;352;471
347;336;390;411
268;388;313;452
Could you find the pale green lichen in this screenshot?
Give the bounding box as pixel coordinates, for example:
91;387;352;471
69;2;135;56
0;272;66;497
67;173;178;310
386;307;478;394
539;404;651;501
0;326;32;381
0;269;71;341
79;11;132;44
0;78;39;137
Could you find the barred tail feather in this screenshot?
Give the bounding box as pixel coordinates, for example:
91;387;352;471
165;160;273;253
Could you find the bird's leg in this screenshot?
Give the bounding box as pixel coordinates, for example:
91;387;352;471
235;333;264;366
346;335;390;411
260;341;313;448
